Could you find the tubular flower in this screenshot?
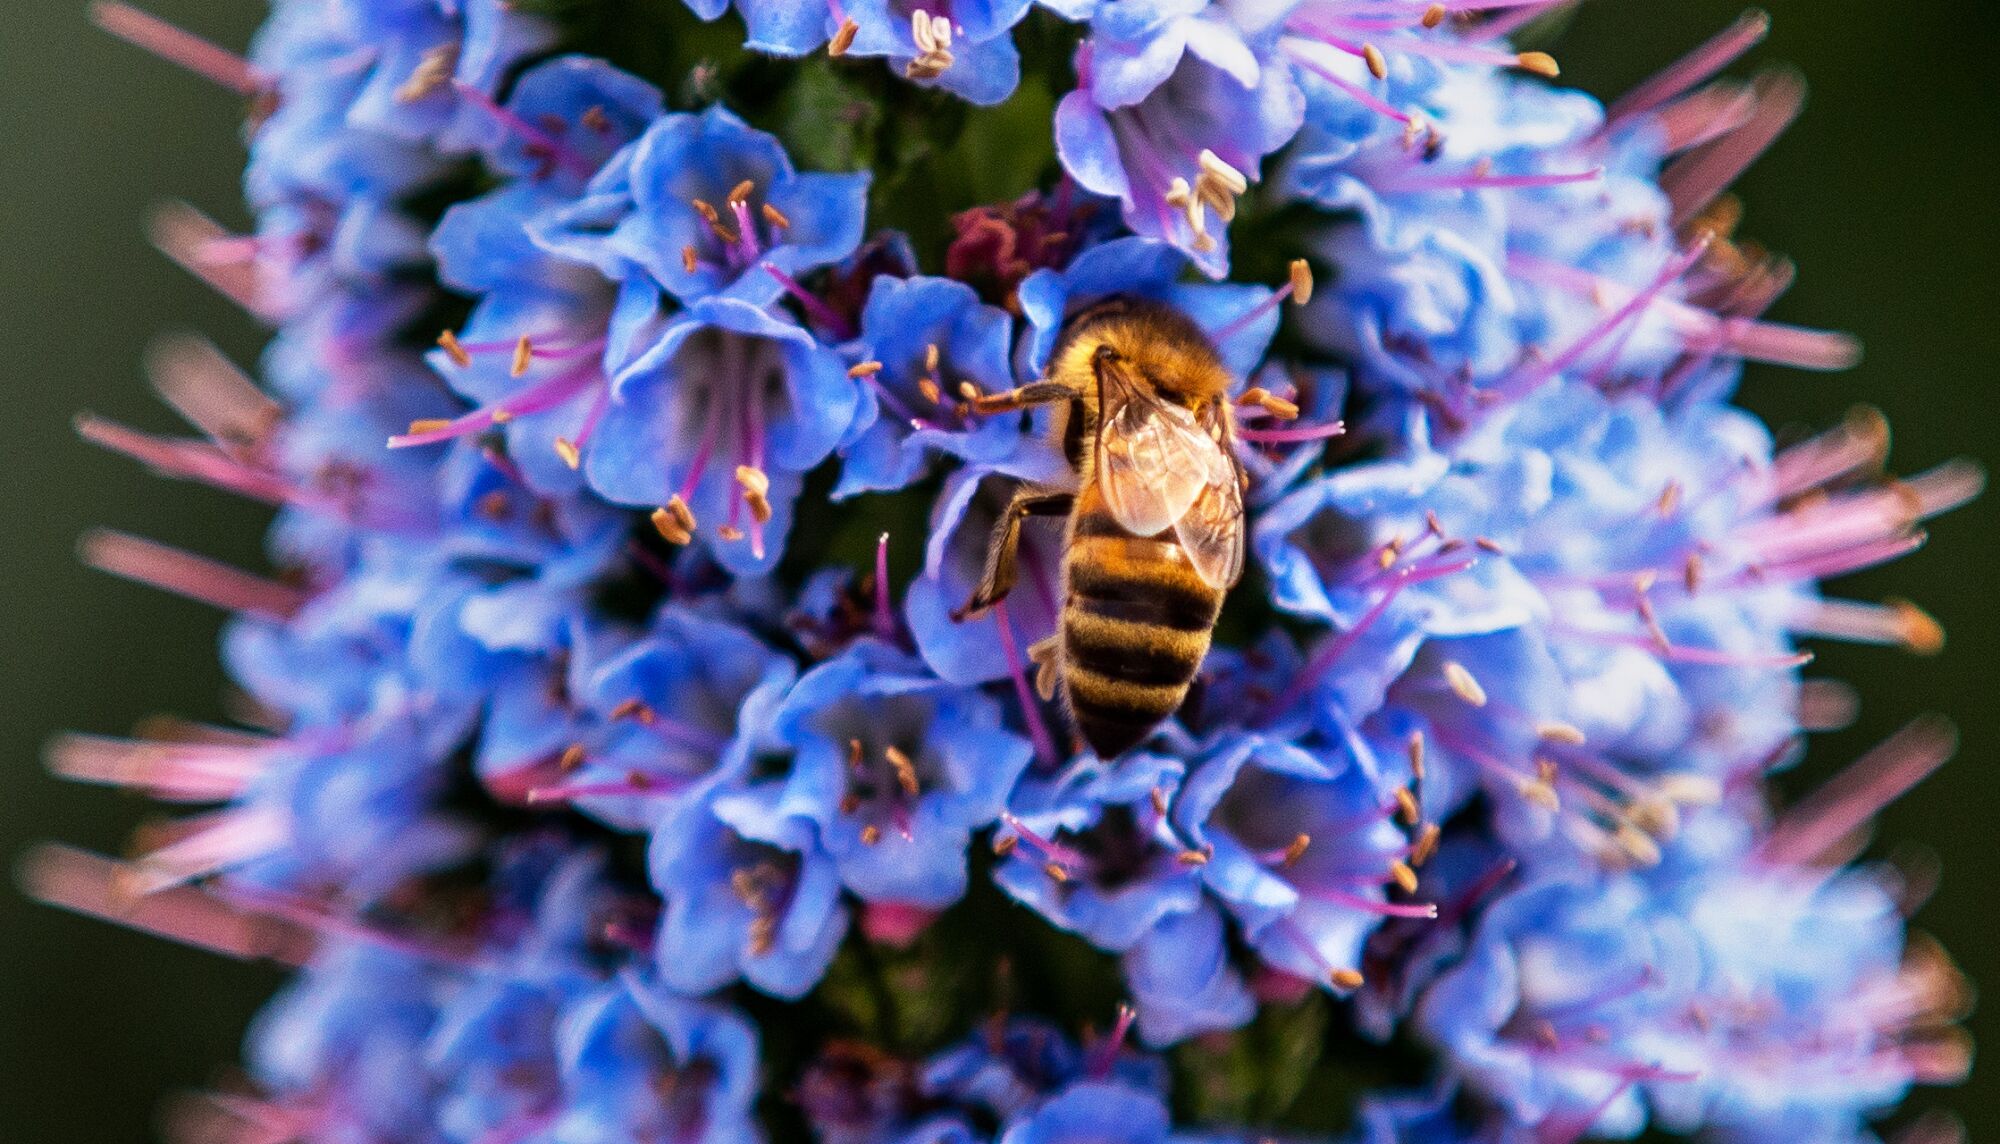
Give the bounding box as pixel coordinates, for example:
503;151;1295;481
45;3;1977;1144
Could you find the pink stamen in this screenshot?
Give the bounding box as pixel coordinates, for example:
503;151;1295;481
1303;885;1440;919
1758;716;1957;868
762;263;858;340
1210;287;1292;349
146;335;282;452
873;533;898;641
19;843;311;963
77;412;330;513
131;804;291;893
216;880;482;967
1238;420;1347;445
81;530;307;620
1605;9;1771;130
1654;83;1758;154
1282;42;1412;124
1000;812;1090;871
1661;71;1804;227
994;600;1060;767
1500;238;1711;399
150;203;281;320
1382;167;1603;194
89;2;267;95
524;778;684;804
388;362;601;448
47;732;271;802
1270;559;1473;717
1550;623;1812;668
451;81;599;181
1086;1005;1138;1078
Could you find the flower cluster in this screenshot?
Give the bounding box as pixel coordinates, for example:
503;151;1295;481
43;1;1976;1142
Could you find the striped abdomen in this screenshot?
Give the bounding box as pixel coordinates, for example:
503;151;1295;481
1060;493;1223;759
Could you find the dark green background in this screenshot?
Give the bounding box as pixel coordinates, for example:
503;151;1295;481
0;1;1991;1139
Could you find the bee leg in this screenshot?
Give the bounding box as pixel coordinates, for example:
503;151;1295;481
969;380;1075;416
953;490;1074;620
1026;635;1060;701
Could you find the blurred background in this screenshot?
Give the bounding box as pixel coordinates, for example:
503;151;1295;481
0;0;1992;1139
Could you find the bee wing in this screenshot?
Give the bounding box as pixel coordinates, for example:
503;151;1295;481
1097;384;1214;537
1174;458;1246;590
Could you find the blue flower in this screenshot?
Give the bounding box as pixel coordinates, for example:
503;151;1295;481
479;604;797;831
1415;872;1702;1138
836;274;1046;499
1000;1081;1173;1144
584;298;861;576
729;641;1035;908
680;0;837;56
1122;903;1255;1045
248;942;448;1141
1174;732;1412;997
648;797;851;999
840;0;1032;104
1015;237;1281;376
552;972;764;1144
995;753;1202;950
1056;27;1302;276
532;106;871;309
905;465;1068;686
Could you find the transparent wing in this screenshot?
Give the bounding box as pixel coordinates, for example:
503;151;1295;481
1098;383;1216;537
1175;465;1246;590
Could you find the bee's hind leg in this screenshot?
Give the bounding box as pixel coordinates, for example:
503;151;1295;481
953;490;1073;620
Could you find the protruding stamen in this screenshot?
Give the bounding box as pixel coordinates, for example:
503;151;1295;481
1759;715;1957;867
89;3;266;96
437;329;473;368
873;532;897;642
81;530;305;620
1795;598;1945;655
1662;70;1804;227
1536;720;1587;746
395;43;459;104
148;203;275;319
145;335;280;453
1605;9;1772;130
19;843;310;963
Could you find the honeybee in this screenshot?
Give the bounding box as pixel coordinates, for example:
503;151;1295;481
956;298;1250;760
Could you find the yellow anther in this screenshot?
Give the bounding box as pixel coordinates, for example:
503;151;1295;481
829;17;860;56
1330;968;1365;990
1288;259;1314;305
437;329;472;368
1535;721;1587;746
1515;51;1560;78
727;179;756;205
1363;43;1388;80
762;202;791;229
1442;661;1487;707
511;335;534;378
406;418;451;436
554;438;581;470
1389;861;1419;894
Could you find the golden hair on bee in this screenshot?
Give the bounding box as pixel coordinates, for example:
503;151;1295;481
957;296;1247;760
